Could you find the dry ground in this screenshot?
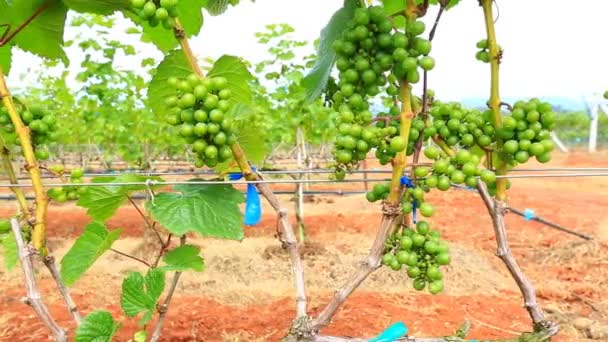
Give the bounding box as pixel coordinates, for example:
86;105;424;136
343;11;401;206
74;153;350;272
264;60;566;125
0;151;607;341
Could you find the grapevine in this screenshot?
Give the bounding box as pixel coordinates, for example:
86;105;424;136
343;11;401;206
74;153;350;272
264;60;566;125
0;0;585;340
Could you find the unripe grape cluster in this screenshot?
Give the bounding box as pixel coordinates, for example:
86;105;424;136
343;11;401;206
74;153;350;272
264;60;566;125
330;5;434;173
47;167;85;203
131;0;178;29
0;104;57;161
164;74;235;168
499;99;556;164
383;220;451;294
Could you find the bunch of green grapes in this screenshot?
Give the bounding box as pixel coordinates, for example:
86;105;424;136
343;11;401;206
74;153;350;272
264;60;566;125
428;102;495;148
131;0;178;28
383;220;451;294
330;5;434;173
0;104;57;160
499;99;556;164
164;74;235;168
420;145;497;189
47;167;86;203
365;182;390;202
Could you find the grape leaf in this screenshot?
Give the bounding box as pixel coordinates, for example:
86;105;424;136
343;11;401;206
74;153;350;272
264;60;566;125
3;0;68;62
208;55;254;106
301;0;357;103
62;0;129;14
121;269;165;326
74;310;121;342
381;0;407;15
231;119;268;164
123;0;206;52
77;174;162;221
147;49;193;115
146;183;244;240
160;244;205;272
60;222;123;286
77;187;129;222
0;45;12;75
1;231;18;272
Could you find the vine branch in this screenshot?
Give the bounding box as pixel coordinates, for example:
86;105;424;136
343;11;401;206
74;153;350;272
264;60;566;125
0;66;49;254
10;218;67;342
171;17;308;318
110;248;151;267
310;78;414;332
413;4;445;163
42;256;82;325
481;0;507;200
150;235;186;342
476;181;557;332
0;135;31;220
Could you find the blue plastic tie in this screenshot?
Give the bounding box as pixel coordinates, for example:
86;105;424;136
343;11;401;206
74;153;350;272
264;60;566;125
400;176;417;224
524;208;536;221
228;167;261;226
369;322;408;342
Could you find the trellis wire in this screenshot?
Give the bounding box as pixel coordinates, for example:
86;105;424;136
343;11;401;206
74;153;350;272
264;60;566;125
5;167;608;180
0;171;607;188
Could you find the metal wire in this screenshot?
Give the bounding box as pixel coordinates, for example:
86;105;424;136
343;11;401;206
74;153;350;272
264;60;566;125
495;172;608;179
6;166;608;181
0;171;606;189
0;190;369;200
0;177;394;188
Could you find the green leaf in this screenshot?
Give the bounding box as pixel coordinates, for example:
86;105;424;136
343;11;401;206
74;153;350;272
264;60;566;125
120;269;165;325
147;49;193;115
123;0;206;52
1;231;18;272
160;245;205;272
75;310;121;342
77;187;128;222
381;0;406;15
301;0;357;103
3;0;68;62
77;174;162;221
60;222;122;286
208;55;254;106
62;0;129;14
232;120;268;165
0;45;12;75
205;0;231;15
146;183;244;240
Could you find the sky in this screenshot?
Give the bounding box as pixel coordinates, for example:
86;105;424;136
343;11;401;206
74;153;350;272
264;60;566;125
7;0;608;104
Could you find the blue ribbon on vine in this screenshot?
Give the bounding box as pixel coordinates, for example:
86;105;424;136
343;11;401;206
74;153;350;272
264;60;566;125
369;322;408;342
228;167;261;226
400;175;417;224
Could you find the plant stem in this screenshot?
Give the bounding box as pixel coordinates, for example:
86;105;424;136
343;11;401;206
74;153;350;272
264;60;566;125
481;0;507;201
173;18;203;76
0;0;51;47
10;219;67;342
310;35;417;338
477;182;557;333
413;4;445;164
387;82;413;203
0;136;30;219
0;67;48;254
171;17;308;317
110;248;151;267
42;256;82;325
128;196;163;245
150;235;186;342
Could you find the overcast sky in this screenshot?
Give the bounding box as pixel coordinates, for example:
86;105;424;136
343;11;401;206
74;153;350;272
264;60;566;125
7;0;608;102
